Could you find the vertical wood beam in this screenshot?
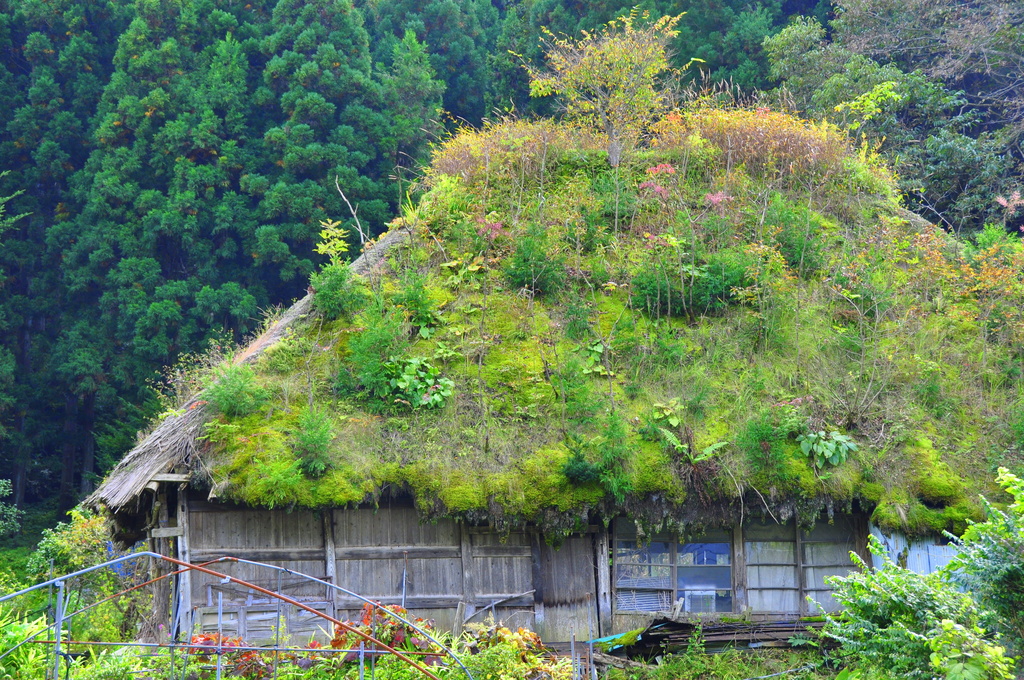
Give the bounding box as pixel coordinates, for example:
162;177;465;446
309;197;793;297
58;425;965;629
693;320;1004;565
324;510;337;606
151;491;171;642
530;532;545;629
732;524;747;614
178;488;192;636
795;523;807;615
594;530;612;636
460;524;476;621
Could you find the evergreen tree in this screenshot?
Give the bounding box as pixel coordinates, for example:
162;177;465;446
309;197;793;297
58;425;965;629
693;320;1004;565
257;0;391;255
50;0;261;507
358;0;498;124
0;0;130;506
378;30;445;173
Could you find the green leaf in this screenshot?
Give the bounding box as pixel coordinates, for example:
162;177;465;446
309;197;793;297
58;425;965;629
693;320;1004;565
701;442;729;456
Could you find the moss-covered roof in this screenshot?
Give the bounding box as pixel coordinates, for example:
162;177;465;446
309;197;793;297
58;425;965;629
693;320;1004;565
101;108;1024;539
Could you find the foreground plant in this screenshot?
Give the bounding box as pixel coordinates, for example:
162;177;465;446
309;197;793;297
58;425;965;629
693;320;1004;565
947;468;1024;651
821;537;1013;680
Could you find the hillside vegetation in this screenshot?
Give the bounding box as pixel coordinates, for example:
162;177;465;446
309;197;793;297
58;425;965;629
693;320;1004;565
187;106;1024;538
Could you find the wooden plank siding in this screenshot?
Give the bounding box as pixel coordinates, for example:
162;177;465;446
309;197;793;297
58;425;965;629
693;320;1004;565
183;496;600;643
535;535;599;641
179;492;870;644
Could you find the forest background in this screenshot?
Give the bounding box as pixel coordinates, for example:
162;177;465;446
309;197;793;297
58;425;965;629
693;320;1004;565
0;0;1022;541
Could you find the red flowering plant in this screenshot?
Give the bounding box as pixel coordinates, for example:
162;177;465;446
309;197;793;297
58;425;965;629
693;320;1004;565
638;162;678;204
186;632;280;679
329;603;443;666
187;632;246;659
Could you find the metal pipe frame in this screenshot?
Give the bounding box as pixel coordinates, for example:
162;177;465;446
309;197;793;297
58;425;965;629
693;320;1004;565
0;552;473;680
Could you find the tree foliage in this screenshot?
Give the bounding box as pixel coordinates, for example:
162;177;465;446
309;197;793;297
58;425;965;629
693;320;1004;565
357;0;495;124
948;468;1024;650
0;0;441;512
764;8;1021;232
0;479;23;537
527;10;682;166
832;0;1024;128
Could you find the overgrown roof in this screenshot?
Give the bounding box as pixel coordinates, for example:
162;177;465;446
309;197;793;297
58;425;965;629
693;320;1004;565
92;108;1024;539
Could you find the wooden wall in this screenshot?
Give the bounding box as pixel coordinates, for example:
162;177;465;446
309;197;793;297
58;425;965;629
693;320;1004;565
182;496;600;643
178;493;871;645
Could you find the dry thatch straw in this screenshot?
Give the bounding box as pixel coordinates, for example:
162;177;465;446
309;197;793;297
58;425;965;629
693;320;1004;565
86;226;413;518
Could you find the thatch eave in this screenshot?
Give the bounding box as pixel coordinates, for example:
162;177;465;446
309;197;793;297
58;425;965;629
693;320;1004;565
86;226;413;519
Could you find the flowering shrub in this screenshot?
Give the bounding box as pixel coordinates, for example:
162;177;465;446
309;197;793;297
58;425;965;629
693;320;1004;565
330;603;441;664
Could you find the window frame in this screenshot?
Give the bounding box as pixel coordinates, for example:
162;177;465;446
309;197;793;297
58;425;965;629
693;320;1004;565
612;516;864;616
612;522;735;615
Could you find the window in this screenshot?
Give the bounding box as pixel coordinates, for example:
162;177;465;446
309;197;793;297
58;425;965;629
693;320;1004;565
800;518;859;613
746;517;859;614
614;526;733;613
745;522;800;612
613;516;863;615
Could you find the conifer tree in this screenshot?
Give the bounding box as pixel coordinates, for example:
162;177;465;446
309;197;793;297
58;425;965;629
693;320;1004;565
258;0;391;255
379;30;445;171
50;0;261;506
359;0;498;124
0;0;129;504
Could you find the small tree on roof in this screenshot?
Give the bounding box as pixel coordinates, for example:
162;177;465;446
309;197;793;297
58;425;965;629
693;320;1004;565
526;10;685;167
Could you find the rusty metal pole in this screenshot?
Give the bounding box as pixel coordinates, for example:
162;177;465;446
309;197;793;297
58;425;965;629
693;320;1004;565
216;591;224;680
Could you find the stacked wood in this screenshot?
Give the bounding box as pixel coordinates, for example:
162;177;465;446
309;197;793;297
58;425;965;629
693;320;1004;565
592;617;826;660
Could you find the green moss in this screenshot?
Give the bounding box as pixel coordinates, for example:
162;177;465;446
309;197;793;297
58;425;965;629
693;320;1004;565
870;498;909;533
517;446;606;512
630;440;685;502
908;438;964;504
307;468;367;506
859;482;885;504
781;446;821;499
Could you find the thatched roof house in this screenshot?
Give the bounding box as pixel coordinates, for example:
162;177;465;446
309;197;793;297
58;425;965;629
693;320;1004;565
89;111;1014;642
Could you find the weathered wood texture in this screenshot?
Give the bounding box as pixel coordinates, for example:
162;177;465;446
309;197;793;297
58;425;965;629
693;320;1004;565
187;499;597;642
195;603;334;645
535;536;597;642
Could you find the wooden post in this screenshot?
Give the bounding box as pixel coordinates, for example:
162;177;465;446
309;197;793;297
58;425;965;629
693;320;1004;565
324;511;337;606
459;524;476;622
795;523;807;615
595;529;612;636
178;488;192;637
453;602;465;638
732;524;747;613
530;533;545;629
150;490;171;642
